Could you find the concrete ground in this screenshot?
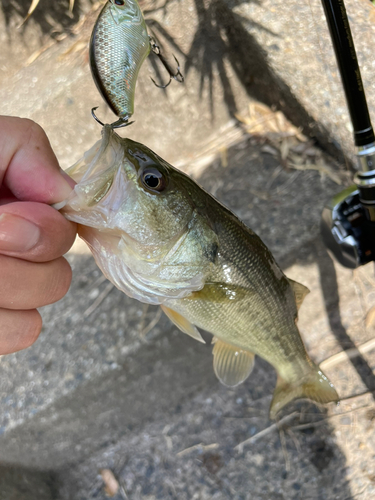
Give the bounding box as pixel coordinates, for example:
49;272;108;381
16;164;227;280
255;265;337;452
0;0;375;499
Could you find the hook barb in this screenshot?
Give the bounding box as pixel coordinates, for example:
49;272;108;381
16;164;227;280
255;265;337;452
91;107;105;126
150;76;172;89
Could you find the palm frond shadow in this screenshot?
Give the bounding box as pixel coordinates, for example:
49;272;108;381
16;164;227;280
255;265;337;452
146;18;187;56
0;0;344;158
1;0;94;40
147;0;341;157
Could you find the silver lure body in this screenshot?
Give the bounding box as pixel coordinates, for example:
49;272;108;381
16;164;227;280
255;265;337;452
90;0;151;121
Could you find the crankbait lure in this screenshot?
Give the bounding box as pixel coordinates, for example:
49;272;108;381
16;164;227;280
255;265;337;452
90;0;184;128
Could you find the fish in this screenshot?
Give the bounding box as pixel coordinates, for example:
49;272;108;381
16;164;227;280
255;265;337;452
89;0;151;126
58;126;339;418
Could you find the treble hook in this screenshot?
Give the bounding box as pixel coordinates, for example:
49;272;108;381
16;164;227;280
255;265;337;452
149;37;184;89
91;107;134;129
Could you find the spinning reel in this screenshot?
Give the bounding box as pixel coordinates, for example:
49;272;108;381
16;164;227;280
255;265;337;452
319;0;375;268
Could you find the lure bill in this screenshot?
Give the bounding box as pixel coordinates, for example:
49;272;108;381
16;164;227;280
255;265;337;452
59;127;339;418
90;0;151;128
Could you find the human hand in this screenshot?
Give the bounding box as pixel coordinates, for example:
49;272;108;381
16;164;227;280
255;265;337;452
0;117;77;355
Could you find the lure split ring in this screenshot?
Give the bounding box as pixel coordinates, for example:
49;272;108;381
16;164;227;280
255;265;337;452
91;107;134;129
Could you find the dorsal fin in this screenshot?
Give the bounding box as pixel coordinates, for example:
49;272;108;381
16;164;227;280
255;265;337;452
212;338;255;387
160;305;205;344
288;278;310;310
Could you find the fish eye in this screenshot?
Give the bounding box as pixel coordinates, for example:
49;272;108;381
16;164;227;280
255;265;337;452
141;167;166;193
114;0;125;5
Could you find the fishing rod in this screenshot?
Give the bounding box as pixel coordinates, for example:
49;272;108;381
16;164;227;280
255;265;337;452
320;0;375;268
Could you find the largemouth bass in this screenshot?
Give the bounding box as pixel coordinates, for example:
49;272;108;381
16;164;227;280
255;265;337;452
59;127;338;417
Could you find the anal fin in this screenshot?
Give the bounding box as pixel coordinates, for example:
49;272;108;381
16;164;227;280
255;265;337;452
161;305;205;344
212;338;255;387
270;365;339;419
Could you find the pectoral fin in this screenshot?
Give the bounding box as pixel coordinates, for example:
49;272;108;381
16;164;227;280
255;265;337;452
188;282;250;303
270;364;339;419
212;338;255;387
160;305;205;344
288;279;310;310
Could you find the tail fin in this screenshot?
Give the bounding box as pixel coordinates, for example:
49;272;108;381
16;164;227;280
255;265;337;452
270;365;339;419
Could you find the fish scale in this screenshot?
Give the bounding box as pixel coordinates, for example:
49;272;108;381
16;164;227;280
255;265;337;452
167;210;304;370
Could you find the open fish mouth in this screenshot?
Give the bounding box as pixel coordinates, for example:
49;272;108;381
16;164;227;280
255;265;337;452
56;126;212;304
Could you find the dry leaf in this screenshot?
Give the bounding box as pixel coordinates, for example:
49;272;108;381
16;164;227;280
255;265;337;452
261;144;278;156
249;189;271;201
275;111;286;131
19;0;41;27
280;138;291;161
235;113;252;126
288;161;342;185
366;305;375;328
100;469;119;497
220;146;228;168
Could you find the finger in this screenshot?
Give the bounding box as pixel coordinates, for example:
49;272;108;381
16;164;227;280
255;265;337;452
0;308;42;355
0;255;72;309
0;116;74;204
0;201;77;262
0;185;17;205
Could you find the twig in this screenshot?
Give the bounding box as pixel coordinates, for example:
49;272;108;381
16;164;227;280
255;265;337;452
286;428;301;453
288;161;342;185
234;412;298;453
320;337;375;370
118;480;129;500
91;273;108;289
19;0;41;27
139;308;162;338
278;427;290;472
83;282;114;318
291;404;371;431
176;442;219;457
337;390;374;402
138;304;149;336
275;171;300;195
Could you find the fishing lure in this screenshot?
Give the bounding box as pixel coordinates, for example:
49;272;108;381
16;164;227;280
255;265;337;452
90;0;184;128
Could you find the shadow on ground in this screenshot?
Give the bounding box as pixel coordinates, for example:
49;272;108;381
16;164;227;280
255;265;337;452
146;0;344;160
0;464;58;500
0;0;344;163
1;0;94;38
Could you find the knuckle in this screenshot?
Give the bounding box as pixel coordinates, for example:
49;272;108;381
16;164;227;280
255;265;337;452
22;119;46;143
17;119;50;156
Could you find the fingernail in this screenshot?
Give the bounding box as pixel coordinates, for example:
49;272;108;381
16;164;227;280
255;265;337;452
0;213;40;253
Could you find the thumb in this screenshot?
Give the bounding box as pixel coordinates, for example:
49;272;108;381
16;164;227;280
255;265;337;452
0;116;74;204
